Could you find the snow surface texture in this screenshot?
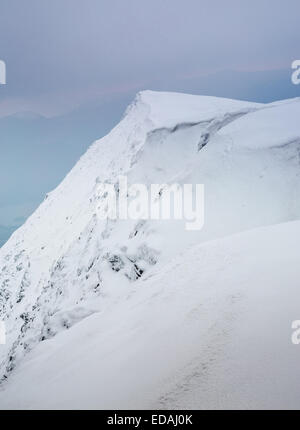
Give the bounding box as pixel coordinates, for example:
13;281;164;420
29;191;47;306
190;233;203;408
0;91;300;409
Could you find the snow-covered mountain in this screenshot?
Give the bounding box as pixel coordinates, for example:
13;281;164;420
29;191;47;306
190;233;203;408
1;91;300;409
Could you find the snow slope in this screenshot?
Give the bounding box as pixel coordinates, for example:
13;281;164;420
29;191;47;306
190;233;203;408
0;220;300;409
0;91;300;408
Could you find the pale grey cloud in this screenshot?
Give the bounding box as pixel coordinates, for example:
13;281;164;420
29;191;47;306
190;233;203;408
0;0;299;114
0;0;300;245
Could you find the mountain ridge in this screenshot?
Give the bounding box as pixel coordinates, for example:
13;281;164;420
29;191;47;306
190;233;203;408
1;91;300;403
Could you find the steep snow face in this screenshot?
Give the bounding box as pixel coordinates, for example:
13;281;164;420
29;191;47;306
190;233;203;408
0;220;300;409
0;91;300;393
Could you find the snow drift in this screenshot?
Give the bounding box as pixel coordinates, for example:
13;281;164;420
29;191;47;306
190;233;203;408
0;91;300;409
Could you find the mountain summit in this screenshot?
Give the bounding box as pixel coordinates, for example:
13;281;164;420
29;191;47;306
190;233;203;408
1;91;300;408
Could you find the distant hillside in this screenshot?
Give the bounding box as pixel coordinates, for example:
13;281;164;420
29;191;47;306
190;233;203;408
0;225;16;248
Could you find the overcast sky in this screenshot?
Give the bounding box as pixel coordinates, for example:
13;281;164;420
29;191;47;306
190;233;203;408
0;0;300;241
0;0;300;116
